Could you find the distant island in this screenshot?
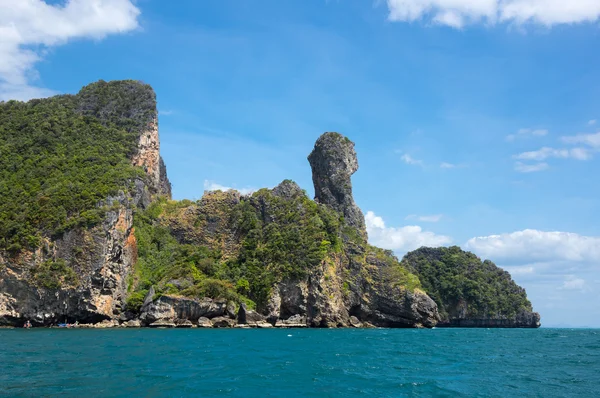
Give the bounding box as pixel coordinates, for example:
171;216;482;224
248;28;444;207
0;80;540;329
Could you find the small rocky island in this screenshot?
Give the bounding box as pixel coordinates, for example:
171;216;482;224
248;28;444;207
0;80;540;329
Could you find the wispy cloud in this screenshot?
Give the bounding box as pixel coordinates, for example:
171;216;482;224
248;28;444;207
440;162;468;169
405;214;443;223
159;110;175;116
502;265;534;276
562;132;600;149
385;0;600;28
560;276;586;291
589;120;597;126
514;147;592;162
0;0;141;101
514;161;548;173
506;128;548;142
400;153;424;166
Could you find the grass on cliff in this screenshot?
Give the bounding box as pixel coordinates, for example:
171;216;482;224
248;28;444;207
402;246;533;320
0;80;153;252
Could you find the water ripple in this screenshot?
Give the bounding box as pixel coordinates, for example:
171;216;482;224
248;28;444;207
0;328;598;397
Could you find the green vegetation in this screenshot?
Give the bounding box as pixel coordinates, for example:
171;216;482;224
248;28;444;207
31;259;78;289
129;188;345;310
0;80;153;252
223;188;343;306
129;198;250;311
369;246;422;292
402;246;533;320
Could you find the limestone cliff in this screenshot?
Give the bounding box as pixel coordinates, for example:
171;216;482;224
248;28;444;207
308;132;367;239
0;80;539;329
0;80;170;326
129;134;440;328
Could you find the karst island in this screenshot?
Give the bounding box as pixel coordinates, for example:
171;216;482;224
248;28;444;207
0;80;541;329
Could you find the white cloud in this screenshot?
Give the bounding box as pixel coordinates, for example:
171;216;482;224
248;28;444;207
405;214;443;222
366;211;451;254
386;0;600;28
400;153;423;166
589;120;597;126
506;128;548;142
560;276;586;291
465;229;600;264
512;132;599;172
0;0;140;101
159;110;175;116
203;180;256;195
562;132;600;149
514;161;548;173
502;265;534;276
514;146;592;161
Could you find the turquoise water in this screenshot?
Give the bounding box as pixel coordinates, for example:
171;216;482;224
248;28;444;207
1;328;598;397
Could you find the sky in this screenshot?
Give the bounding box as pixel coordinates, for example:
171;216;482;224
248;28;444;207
1;0;599;327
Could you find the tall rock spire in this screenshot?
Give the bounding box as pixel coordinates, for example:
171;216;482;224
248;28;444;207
308;132;366;239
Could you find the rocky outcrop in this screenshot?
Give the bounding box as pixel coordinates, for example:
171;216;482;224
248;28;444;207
132;116;172;197
308;132;366;238
0;80;170;327
257;250;439;329
237;302;266;325
139;295;228;326
0;186;143;326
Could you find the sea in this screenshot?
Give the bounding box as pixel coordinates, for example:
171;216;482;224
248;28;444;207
0;328;598;397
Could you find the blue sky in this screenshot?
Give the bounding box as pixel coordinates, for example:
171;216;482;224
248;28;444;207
1;0;599;327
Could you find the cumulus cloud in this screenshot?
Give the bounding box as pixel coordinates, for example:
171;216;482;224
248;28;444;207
366;211;451;254
465;229;600;264
0;0;141;100
506;128;548;142
203;180;256;195
514;161;548;173
386;0;600;28
405;214;443;222
400;153;424;166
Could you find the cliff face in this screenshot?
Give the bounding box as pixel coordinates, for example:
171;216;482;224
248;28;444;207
402;247;541;328
0;80;170;326
132;117;172;198
127;134;439;329
0;80;538;329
